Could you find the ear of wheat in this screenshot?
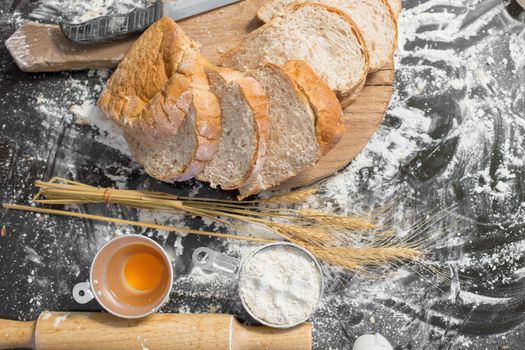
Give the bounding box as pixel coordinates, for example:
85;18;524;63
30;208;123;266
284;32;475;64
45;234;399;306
2;177;430;272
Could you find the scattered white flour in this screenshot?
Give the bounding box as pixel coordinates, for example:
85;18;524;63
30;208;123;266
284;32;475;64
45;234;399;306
30;0;148;23
69;101;130;155
137;210;190;238
137;335;149;350
24;246;43;265
238;245;322;326
32;75;130;156
174;235;184;256
53;313;69;327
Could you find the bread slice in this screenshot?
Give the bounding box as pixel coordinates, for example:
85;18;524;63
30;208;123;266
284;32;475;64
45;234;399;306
197;67;269;189
238;63;321;198
135;48;220;182
387;0;402;17
221;3;369;107
256;0;397;72
97;17;198;146
281;60;344;155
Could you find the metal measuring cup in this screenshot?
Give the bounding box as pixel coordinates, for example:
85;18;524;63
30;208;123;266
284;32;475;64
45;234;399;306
72;235;173;319
192;242;324;328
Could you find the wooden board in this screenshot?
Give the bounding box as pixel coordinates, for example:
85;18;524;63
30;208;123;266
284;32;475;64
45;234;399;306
5;0;393;189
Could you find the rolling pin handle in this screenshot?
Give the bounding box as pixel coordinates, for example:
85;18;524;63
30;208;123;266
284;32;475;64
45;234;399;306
0;319;35;349
72;281;94;304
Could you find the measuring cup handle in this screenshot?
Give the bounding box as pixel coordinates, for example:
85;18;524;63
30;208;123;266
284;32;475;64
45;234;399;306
192;247;240;276
72;281;94;304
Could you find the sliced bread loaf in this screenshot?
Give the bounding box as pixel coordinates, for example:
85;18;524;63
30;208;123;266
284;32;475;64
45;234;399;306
221;3;369;107
197;67;269;189
256;0;397;72
238;63;321;198
124;44;221;182
281;60;344;155
97;17;197;146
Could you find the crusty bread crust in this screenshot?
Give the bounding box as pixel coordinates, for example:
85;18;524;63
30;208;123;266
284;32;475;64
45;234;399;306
97;17;197;147
119;38;220;182
238;62;320;199
197;66;269;189
282;60;344;155
222;3;370;105
232;72;269;188
291;3;370;102
160;53;221;182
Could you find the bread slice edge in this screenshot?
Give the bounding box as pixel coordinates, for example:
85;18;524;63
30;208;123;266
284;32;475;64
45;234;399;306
223;2;370;105
282;60;345;155
197;66;269;190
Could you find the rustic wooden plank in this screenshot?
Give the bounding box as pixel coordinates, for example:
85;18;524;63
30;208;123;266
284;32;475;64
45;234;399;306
5;22;135;72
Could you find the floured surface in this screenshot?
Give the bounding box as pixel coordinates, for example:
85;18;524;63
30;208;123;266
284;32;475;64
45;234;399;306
29;0;148;24
1;1;525;350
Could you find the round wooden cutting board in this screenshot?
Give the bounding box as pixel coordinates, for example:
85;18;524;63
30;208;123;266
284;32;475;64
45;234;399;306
178;0;394;189
5;0;393;190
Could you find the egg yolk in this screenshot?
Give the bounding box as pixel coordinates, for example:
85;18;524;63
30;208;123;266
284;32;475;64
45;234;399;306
123;252;164;291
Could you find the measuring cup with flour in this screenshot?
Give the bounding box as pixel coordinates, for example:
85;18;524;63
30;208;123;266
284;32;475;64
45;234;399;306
192;242;324;328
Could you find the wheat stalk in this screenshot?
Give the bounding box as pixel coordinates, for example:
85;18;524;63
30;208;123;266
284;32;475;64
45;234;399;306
259;187;319;204
2;203;275;243
266;222;333;245
3;177;432;272
297;209;377;230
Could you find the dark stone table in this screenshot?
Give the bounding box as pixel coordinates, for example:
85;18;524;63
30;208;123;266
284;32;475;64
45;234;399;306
1;0;524;349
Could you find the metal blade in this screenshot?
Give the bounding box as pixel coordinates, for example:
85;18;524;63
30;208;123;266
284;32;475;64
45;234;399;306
162;0;242;21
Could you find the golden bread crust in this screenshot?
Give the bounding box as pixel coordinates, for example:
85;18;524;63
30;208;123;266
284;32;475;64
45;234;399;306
238;62;319;199
282;60;344;155
159;54;222;182
97;17;196;146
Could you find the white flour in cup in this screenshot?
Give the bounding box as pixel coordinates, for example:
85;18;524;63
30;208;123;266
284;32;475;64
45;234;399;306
238;244;322;327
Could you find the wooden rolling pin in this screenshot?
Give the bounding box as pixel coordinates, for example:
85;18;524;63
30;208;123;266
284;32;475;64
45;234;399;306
0;312;311;350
